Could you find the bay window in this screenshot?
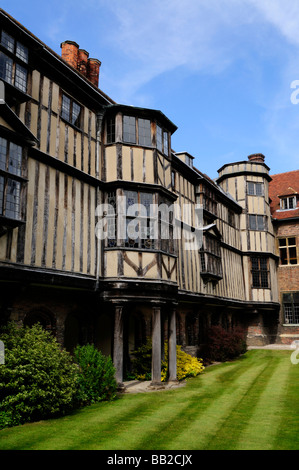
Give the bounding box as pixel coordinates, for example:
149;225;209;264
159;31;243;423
200;234;222;280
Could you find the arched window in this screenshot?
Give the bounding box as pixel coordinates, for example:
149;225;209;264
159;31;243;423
23;309;55;334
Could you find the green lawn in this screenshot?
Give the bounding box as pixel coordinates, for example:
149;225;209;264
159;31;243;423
0;349;298;450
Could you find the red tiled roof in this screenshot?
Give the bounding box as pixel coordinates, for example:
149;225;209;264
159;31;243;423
269;170;299;220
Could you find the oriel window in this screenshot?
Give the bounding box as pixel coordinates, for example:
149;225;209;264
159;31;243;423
123;115;136;144
107;118;115;143
138;118;151;146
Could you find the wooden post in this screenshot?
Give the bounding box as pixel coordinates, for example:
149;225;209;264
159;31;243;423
151;305;162;386
168;308;178;382
113;304;124;386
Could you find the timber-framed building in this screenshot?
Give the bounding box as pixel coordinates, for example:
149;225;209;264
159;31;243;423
1;9;297;386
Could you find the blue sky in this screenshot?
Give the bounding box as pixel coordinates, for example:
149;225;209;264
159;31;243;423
3;0;299;178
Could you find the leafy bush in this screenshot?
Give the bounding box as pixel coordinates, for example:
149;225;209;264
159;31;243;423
130;338;204;382
163;343;205;381
73;344;117;405
128;337;153;381
203;325;247;363
0;323;78;429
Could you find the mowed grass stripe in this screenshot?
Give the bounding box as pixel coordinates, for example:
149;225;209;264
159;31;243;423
0;394;165;450
137;358;263;449
204;352;287;449
0;350;298;450
105;359;261;450
235;352;291;450
79;364;246;450
165;360;269;450
274;358;299;450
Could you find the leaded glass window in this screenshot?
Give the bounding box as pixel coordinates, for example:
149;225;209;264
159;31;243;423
0;137;24;221
0;31;28;92
251;256;269;288
283;293;299;324
138;118;151;146
61;94;82;128
123;116;136;144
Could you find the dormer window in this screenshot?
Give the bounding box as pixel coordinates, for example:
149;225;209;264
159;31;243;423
280;196;297;210
185;155;193;168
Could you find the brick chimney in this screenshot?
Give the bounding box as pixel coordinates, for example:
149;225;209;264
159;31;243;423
60;40;79;69
248;153;265;163
87;58;101;87
77;49;89;76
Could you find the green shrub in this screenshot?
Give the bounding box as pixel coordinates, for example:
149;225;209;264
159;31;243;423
73;344;117;405
162;343;205;381
129;337;153;381
130;338;205;382
203;325;247;363
0;323;78;429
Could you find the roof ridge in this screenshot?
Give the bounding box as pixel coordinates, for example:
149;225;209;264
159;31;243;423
270;169;299;177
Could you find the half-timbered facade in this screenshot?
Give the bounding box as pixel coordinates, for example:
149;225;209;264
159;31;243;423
0;9;286;386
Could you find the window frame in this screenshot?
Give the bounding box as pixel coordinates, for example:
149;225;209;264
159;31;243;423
0;136;25;222
104;189;175;254
196;184;217;219
280;196;297;210
107;117;116;144
248;181;263;196
228;208;235;227
200;233;223;280
123;115;136;144
248;214;267;231
0;30;29;94
156;123;169;156
278;237;298;265
138;118;151;147
251;256;270;289
60;93;83;129
282;293;299;325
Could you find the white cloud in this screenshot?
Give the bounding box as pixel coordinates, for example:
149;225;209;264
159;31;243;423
100;0;264;102
249;0;299;46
